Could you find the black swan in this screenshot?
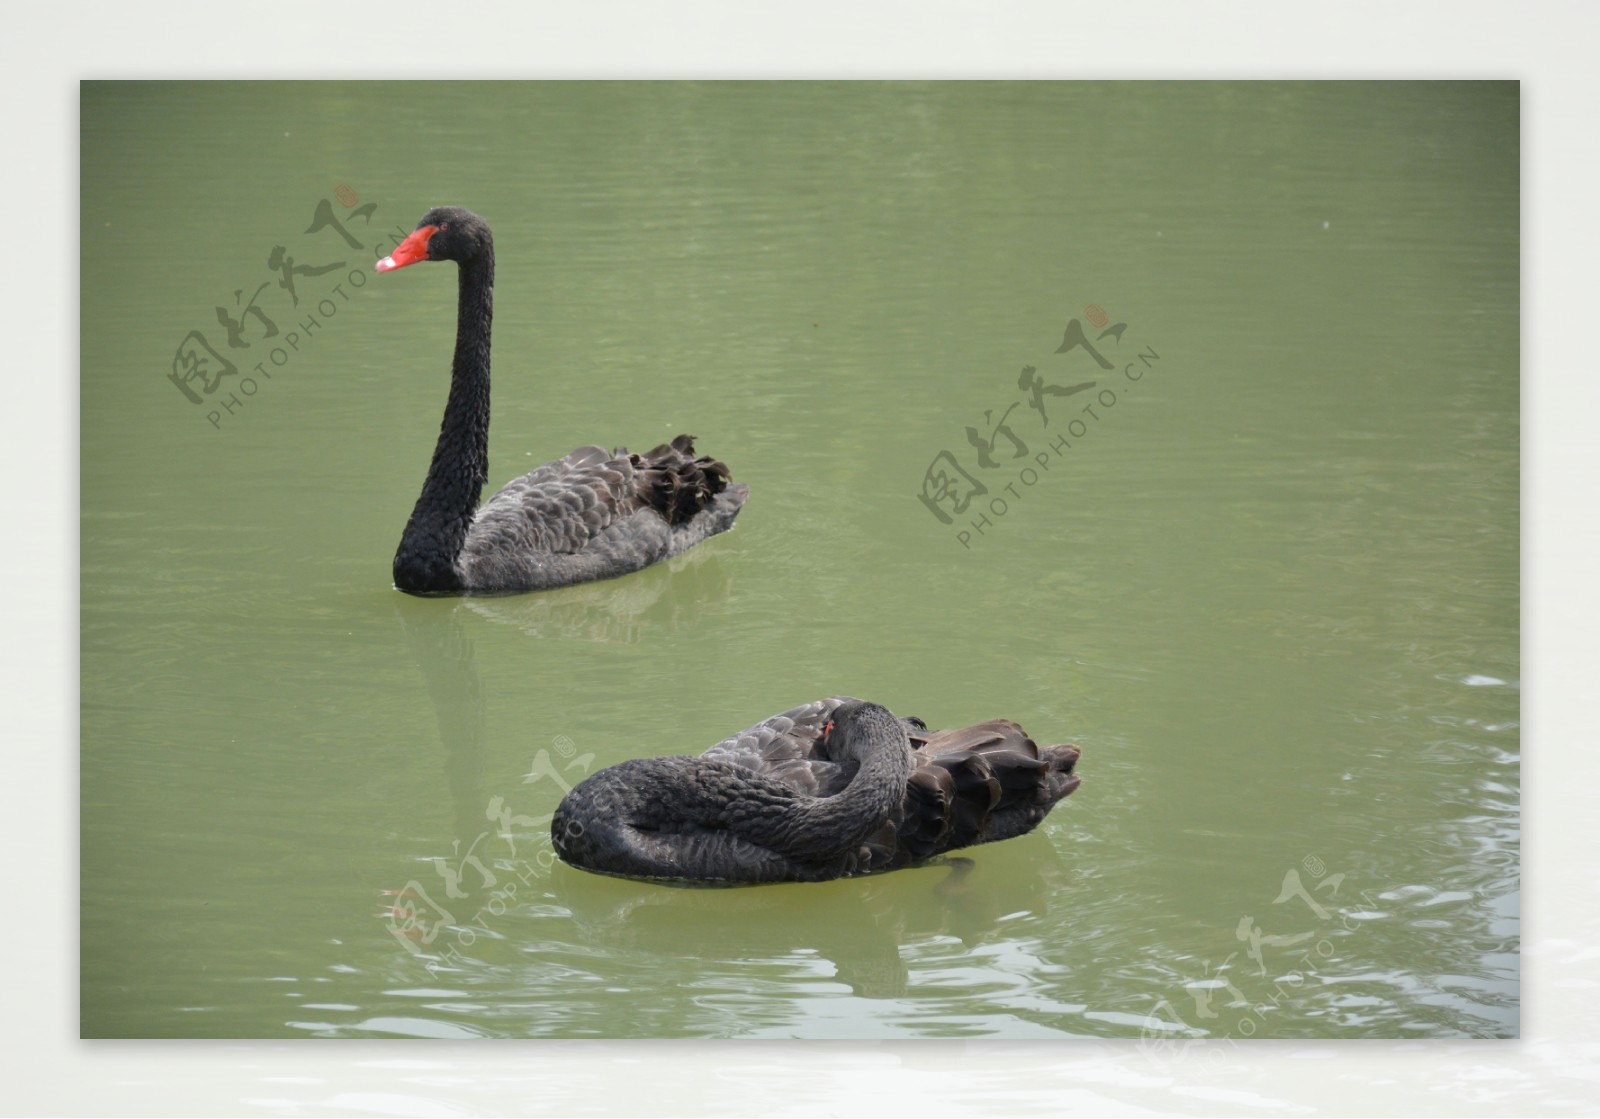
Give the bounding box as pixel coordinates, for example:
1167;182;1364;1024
551;698;1082;884
376;206;748;595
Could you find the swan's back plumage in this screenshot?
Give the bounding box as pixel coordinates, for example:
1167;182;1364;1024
458;435;748;593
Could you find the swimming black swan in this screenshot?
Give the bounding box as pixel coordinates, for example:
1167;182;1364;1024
376;206;748;595
551;698;1082;884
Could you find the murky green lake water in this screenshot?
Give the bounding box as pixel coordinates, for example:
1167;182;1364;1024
80;81;1517;1040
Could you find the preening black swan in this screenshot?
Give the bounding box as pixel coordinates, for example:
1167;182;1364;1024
376;207;748;595
552;698;1082;884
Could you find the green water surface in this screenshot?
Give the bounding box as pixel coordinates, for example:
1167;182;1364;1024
80;80;1518;1039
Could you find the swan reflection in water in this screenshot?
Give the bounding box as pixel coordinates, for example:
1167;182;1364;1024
389;549;732;842
546;844;1077;1002
463;546;734;644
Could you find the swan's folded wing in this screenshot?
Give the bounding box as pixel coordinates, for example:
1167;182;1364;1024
470;445;644;557
704;697;850;760
701;697;861;797
698;698;936;801
468;436;737;562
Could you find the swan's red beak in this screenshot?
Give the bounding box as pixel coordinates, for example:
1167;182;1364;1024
376;225;437;272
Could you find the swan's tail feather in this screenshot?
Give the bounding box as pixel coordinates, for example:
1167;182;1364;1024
897;720;1081;862
626;434;739;527
1038;743;1084;803
897;767;954;862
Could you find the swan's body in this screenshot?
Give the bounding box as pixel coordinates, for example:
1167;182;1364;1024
552;698;1082;884
378;206;747;596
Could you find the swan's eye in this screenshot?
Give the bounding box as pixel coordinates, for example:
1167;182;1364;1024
439;222;450;232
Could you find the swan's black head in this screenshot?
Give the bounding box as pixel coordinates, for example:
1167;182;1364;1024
376;207;493;272
817;700;905;763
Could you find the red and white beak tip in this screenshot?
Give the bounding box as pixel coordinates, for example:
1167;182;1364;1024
374;225;438;274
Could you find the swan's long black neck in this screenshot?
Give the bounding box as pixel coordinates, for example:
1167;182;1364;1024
394;247;495;594
771;706;912;860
